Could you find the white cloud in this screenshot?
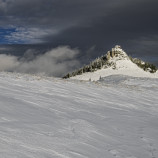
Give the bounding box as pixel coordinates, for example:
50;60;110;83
0;54;19;71
0;46;80;77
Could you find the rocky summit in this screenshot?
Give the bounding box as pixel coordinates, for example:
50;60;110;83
105;45;128;60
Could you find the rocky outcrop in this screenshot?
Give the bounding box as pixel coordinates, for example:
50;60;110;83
106;51;111;60
106;45;128;60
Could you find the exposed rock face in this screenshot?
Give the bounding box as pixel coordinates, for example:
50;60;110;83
106;51;111;60
107;45;128;60
110;51;115;58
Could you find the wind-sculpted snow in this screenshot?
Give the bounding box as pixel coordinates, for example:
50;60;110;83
0;72;158;158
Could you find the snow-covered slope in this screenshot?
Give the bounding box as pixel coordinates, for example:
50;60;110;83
0;72;158;158
71;46;158;81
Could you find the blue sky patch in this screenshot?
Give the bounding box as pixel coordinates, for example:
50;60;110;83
0;27;17;44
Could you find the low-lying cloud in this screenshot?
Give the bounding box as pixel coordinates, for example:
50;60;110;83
0;46;80;77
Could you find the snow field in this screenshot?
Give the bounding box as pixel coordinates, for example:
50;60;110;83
0;72;158;158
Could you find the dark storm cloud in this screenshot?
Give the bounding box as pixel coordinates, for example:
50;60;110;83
0;0;109;28
0;0;158;71
43;0;158;65
1;0;158;43
0;0;114;43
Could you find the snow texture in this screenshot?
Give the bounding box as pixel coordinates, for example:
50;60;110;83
0;72;158;158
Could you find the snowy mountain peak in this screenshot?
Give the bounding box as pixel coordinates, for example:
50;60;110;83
63;45;158;81
105;45;131;70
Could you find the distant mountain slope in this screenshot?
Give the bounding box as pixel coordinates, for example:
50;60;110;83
63;45;158;81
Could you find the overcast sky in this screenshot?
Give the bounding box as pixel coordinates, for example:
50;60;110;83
0;0;158;76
